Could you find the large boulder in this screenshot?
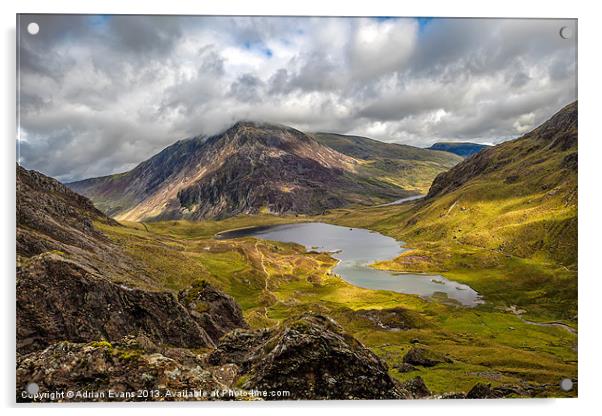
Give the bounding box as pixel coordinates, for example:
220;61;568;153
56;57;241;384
400;376;431;399
403;347;453;367
178;280;249;342
208;313;408;400
465;383;530;399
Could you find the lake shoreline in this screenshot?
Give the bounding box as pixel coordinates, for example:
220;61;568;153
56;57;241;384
218;221;483;306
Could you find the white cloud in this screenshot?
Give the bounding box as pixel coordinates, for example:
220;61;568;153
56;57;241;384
17;16;577;181
513;112;536;133
350;18;418;80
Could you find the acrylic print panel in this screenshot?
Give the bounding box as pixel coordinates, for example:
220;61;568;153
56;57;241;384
16;14;577;402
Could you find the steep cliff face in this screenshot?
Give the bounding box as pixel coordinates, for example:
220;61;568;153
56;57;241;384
16;165;248;355
68;122;459;221
17;164;118;257
17;164;144;285
17;254;216;353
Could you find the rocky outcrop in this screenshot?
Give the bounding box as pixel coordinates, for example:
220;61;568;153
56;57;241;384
17;165;153;288
433;381;562;399
17;165;115;229
17;336;231;402
17;253;218;354
17;165;249;355
403;347;453;367
17;313;434;402
464;382;540;399
465;383;507;399
178;280;249;342
17;164;118;257
206;328;273;368
208;313;407;400
400;376;431;398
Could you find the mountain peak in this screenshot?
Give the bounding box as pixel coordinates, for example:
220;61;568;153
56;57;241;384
68;124;460;221
225;119;289;133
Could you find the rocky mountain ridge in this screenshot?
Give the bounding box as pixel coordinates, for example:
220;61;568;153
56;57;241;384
68;122;460;221
426;102;577;200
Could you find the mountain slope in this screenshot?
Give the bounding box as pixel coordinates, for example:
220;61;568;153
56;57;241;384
407;101;577;264
17;164;128;277
322;102;577;318
428;142;491;158
16;165;248;353
69;122;461;222
313;132;462;194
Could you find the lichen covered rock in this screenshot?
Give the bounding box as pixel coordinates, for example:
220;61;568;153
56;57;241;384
209;313;407;400
17;337;229;402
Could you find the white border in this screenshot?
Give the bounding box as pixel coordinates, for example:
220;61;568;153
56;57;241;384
3;1;600;415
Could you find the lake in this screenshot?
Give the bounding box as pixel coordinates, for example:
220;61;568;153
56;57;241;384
217;222;483;306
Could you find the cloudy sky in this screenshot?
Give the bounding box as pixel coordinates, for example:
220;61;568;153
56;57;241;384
17;15;577;182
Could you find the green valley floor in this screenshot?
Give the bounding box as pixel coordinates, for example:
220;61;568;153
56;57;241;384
96;208;577;397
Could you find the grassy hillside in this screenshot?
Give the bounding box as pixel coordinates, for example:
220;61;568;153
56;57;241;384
313;133;462;194
321;102;577;320
93;216;576;397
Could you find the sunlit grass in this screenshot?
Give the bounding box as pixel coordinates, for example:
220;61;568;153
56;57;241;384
95;205;576;396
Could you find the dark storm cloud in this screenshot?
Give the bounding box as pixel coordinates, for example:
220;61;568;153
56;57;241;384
17;15;577;182
105;15;183;56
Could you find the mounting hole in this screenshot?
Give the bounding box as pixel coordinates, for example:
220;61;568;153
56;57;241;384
26;382;39;395
27;22;39;35
560;378;573;391
559;26;573;40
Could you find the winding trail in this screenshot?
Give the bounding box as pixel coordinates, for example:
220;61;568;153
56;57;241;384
254;241;271;320
519;318;577;335
507;306;577;335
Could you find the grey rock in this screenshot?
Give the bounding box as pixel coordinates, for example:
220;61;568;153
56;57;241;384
208;313;406;400
403;347;453;367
